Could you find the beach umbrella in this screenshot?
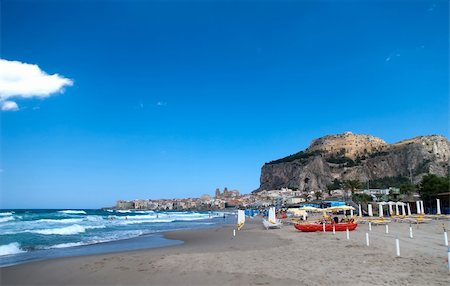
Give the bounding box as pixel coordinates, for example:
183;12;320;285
299;206;322;212
416;201;421;215
359;204;362;217
368;204;373;217
401;203;406;216
407;203;412;216
324;206;355;213
378;204;384;217
437;199;441;215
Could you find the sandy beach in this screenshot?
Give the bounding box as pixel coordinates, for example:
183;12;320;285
1;217;449;286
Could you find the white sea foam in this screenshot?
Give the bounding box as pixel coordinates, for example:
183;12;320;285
0;242;26;256
58;210;87;215
124;214;157;220
0;216;14;223
116;210;131;213
36;218;84;224
0;212;14;216
117;219;174;225
46;242;85;249
133;210;154;214
44;230;146;249
30;224;105;235
85;215;104;222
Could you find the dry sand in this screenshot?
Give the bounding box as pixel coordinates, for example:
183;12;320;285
1;217;449;286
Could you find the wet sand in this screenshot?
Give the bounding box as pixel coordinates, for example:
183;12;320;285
1;217;449;285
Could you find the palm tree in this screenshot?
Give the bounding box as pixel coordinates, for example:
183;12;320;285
344;180;362;195
302;193;310;202
314;191;322;200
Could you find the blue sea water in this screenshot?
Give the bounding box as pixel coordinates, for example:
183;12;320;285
0;209;232;267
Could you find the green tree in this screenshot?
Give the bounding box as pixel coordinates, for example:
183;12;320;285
314;191;322;200
302;193;310;202
418;174;450;201
344;180;362;195
374;193;383;202
399;182;417;195
352;193;372;204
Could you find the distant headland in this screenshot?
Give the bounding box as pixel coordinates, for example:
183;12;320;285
115;132;449;211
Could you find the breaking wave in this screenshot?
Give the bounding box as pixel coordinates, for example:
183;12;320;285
30;224;105;235
58;210;87;215
0;243;26;256
0;212;14;216
0;216;14;223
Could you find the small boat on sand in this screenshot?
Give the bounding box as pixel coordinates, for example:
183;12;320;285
294;222;357;232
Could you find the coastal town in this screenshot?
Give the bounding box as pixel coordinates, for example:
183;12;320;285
114;185;429;212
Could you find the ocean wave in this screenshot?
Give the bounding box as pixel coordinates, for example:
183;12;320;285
0;216;14;223
133;210;154;214
30;224;105;235
122;214;157;220
85;215;104;222
116;210;131;213
58;210;87;215
117;219;174;225
45;242;86;249
0;242;26;256
0;212;14;216
36;218;84;224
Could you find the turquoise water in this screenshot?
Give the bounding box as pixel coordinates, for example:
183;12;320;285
0;209;230;266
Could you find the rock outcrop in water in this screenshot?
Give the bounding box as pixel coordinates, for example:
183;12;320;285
259;132;450;192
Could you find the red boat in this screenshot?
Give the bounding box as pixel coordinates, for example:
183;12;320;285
294;222;358;232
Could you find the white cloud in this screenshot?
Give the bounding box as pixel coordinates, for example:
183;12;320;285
1;101;19;111
0;59;73;111
156;101;167;106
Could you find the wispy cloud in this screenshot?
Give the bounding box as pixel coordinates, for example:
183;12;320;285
156;101;167;107
0;59;73;111
385;51;401;63
428;4;436;12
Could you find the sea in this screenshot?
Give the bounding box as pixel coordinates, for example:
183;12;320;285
0;209;233;267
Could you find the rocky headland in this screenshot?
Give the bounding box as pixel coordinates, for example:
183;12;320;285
259;132;450;192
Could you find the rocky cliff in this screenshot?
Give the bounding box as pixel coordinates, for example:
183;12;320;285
259;132;450;192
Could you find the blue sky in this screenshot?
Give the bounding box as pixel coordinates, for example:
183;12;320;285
1;0;448;209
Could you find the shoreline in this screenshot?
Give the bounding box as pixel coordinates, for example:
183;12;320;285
0;217;234;268
1;218;449;285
